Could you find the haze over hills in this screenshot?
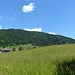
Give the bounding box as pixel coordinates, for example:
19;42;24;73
0;29;75;47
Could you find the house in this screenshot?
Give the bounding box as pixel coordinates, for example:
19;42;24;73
1;48;11;53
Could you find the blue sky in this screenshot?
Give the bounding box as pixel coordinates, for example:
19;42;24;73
0;0;75;38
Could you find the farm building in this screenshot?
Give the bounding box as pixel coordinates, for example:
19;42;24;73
1;48;11;53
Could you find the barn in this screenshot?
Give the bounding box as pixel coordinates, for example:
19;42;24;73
1;48;11;53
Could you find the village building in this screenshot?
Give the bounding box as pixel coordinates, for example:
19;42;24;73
1;48;11;53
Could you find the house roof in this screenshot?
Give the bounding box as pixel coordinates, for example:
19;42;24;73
1;48;11;51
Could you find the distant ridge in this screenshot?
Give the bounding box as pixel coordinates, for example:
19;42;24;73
0;29;75;47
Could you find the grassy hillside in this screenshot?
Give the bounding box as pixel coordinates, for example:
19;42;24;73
0;44;75;75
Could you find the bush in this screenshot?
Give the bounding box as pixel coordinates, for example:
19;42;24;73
18;45;23;51
12;47;16;51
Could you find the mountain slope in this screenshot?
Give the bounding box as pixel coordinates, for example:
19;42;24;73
0;29;75;46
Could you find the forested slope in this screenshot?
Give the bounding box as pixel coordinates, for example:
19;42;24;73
0;29;75;47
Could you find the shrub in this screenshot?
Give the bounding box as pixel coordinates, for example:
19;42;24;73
12;47;16;51
18;45;23;51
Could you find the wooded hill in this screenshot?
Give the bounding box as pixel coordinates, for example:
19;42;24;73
0;29;75;47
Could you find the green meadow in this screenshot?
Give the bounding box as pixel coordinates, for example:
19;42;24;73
0;44;75;75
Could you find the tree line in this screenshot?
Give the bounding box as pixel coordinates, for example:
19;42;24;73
0;29;75;47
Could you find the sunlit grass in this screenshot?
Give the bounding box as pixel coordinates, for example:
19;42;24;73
0;44;75;75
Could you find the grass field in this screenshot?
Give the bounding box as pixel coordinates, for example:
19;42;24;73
0;44;75;75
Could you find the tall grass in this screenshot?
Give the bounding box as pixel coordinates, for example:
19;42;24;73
0;44;75;75
55;59;75;75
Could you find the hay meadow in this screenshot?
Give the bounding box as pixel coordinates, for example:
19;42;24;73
0;44;75;75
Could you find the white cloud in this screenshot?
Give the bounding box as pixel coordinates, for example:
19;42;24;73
24;28;42;32
0;15;14;21
0;26;2;30
14;28;18;29
22;3;35;13
4;28;8;29
4;15;14;20
48;32;56;35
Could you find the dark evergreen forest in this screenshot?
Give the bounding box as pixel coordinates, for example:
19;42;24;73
0;29;75;47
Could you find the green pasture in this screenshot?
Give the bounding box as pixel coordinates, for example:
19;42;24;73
0;44;75;75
